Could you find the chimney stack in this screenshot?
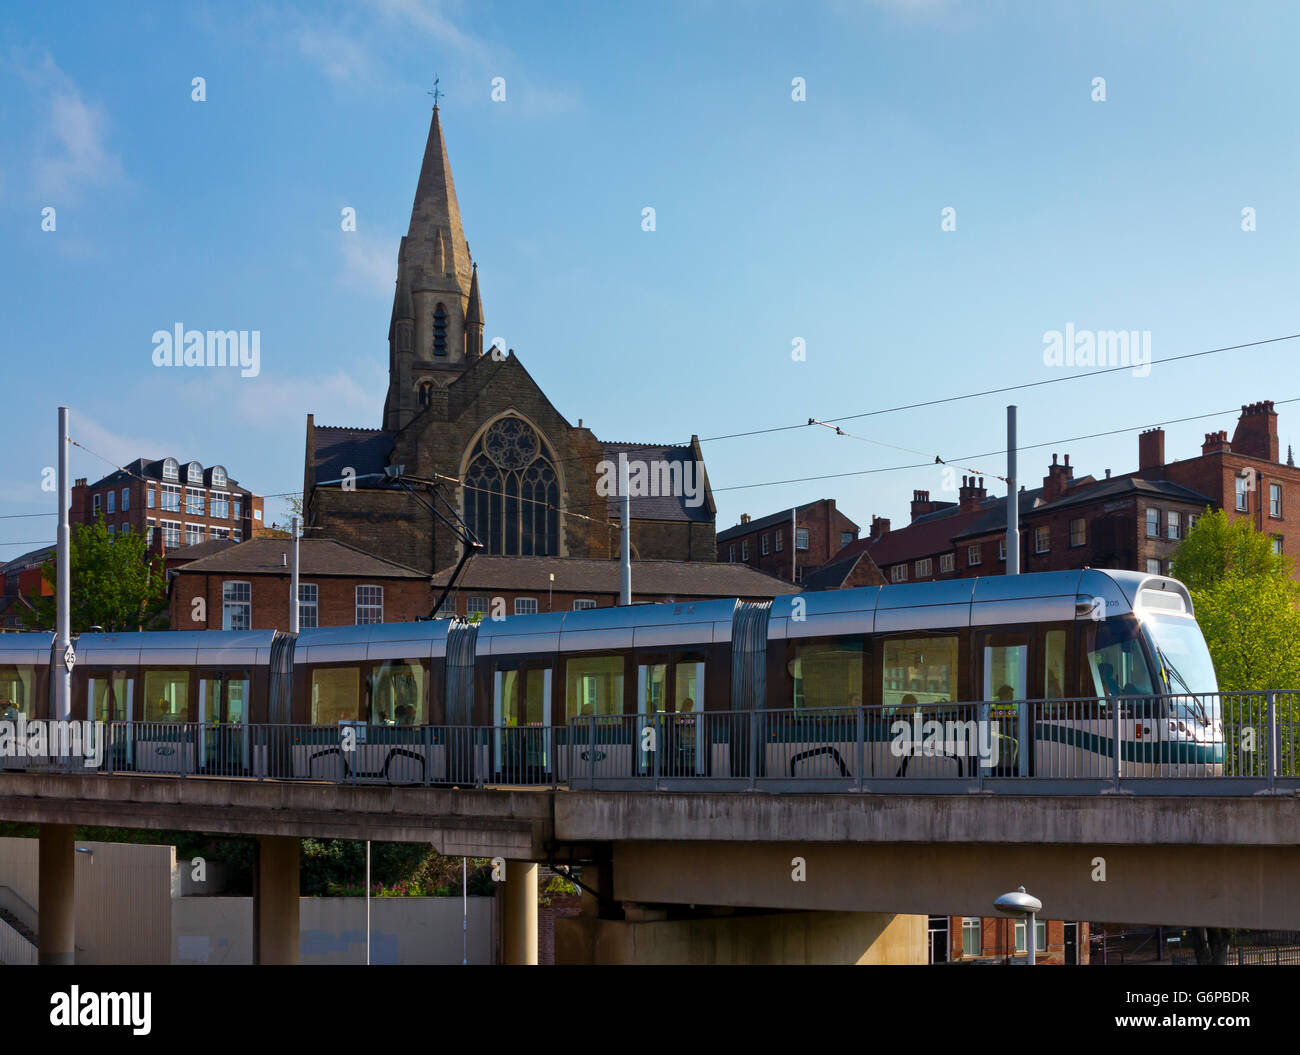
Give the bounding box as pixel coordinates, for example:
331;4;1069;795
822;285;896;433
1138;428;1165;471
958;475;987;511
1230;400;1279;462
1202;430;1231;456
870;515;891;539
1042;453;1075;501
740;513;751;525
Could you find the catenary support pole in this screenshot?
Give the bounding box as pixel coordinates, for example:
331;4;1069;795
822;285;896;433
1006;405;1019;576
619;453;631;605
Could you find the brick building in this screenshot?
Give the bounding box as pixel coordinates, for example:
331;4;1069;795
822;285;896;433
72;458;266;554
303;104;717;578
0;545;54;630
716;500;860;583
929;915;1088;965
168;538;430;630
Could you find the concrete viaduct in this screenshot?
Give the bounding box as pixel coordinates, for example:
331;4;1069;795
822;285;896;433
2;772;1297;964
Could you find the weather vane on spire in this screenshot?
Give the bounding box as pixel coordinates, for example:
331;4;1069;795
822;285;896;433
428;77;444;107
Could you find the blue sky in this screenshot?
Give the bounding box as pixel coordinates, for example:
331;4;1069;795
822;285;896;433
3;0;1299;554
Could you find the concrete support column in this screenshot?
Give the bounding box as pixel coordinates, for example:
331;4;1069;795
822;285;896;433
501;861;538;965
254;836;300;965
38;824;76;965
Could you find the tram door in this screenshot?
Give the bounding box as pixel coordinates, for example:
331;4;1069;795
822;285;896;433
637;654;706;777
87;670;133;767
493;664;551;780
199;672;250;774
976;632;1030;776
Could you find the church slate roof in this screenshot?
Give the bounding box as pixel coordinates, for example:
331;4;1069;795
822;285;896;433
311;426;395;488
172;538;428;579
431;555;797;598
600;442;714;523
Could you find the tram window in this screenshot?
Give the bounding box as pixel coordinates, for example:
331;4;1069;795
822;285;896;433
370;660;426;725
501;669;547;726
882;636;958;712
143;670;190;722
788;638;863;713
311;667;361;725
200;675;250;724
0;665;33;718
640;663;668;714
1044;630;1067;700
1086;621;1154;700
675;661;703;715
565;655;624;720
984;644;1028;702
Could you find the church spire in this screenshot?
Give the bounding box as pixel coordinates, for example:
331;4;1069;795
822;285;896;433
406;104;471;294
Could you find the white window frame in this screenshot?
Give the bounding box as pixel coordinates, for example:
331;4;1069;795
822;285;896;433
222;580;251;631
356;585;384;625
573;599;597;610
939;553;954;573
1034;525;1049;554
514;597;538;615
998;539;1007;562
1070;518;1086;547
775;531;783;552
761;534;770;556
915;558;932;577
186;489;205;516
93;493;101;515
184;523;204;546
161;520;181;548
163;458;179;482
968;545;982;567
1167;511;1182;541
160;483;181;512
1235;477;1249;512
187;461;203;485
728;544;735;563
466;596;489;618
1146;508;1160;537
742;540;750;561
1271;483;1283;518
1146;558;1161;574
796;528;810;551
890;565;907;583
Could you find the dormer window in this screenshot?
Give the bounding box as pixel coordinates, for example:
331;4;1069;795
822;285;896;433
433;303;448;356
187;461;203;485
211;465;227;488
163;458;179;482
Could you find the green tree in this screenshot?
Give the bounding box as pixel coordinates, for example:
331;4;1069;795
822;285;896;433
21;519;168;633
1170;509;1300;691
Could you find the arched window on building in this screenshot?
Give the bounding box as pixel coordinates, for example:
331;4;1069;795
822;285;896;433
464;417;559;556
433;303;448;356
418;380;434;407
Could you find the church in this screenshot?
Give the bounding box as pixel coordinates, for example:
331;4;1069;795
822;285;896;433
302;104;721;591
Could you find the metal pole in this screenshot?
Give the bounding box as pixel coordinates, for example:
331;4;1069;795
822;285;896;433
289;515;300;634
619;453;631;605
791;507;796;582
55;407;72;723
1006;405;1019;575
365;839;371;965
1027;911;1037;966
462;856;468;965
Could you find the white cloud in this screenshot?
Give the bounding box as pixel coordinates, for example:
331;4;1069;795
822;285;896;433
364;0;476;52
12;51;125;202
67;414;171;477
340;231;400;297
295;25;373;84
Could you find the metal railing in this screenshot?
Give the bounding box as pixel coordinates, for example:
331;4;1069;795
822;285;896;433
0;691;1296;794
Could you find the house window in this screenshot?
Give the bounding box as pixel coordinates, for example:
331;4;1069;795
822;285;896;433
514;597;538;615
841;532;853;547
209;527;230;541
232;529;242;542
121;489;129;511
433;303;448;356
1146;558;1161;574
940;553;954;573
1167;511;1181;541
742;541;750;561
775;530;783;552
727;545;735;562
1188;513;1199;533
146;518;156;544
162;458;179;482
1015;920;1047;955
962;918;981;958
1272;536;1284;556
187;461;203;485
356;585;384;625
161;520;181;548
1034;526;1049;554
186;490;205;515
160;484;181;512
1271;483;1283;518
761;534;770;556
998;539;1007;562
1146;508;1160;537
107;490;115;513
796;528;810;551
147;488;155;509
1070;518;1086;547
915;558;932;577
210;492;229;519
254;509;261;521
185;524;204;546
222;580;251;630
233;497;243;520
466;596;489;618
968;545;982;567
298;584;318;628
211;466;227;488
1236;475;1249;512
106;524;115;536
573;599;597;610
93;493;101;515
890;565;907;583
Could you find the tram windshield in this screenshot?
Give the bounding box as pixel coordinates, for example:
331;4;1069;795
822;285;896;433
1085;618;1155;700
1142;614;1220;724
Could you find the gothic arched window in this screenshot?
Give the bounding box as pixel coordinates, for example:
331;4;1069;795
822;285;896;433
433;303;448;356
418;380;433;407
464;417;559;556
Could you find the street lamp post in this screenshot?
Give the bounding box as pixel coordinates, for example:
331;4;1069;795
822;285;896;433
994;885;1043;965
